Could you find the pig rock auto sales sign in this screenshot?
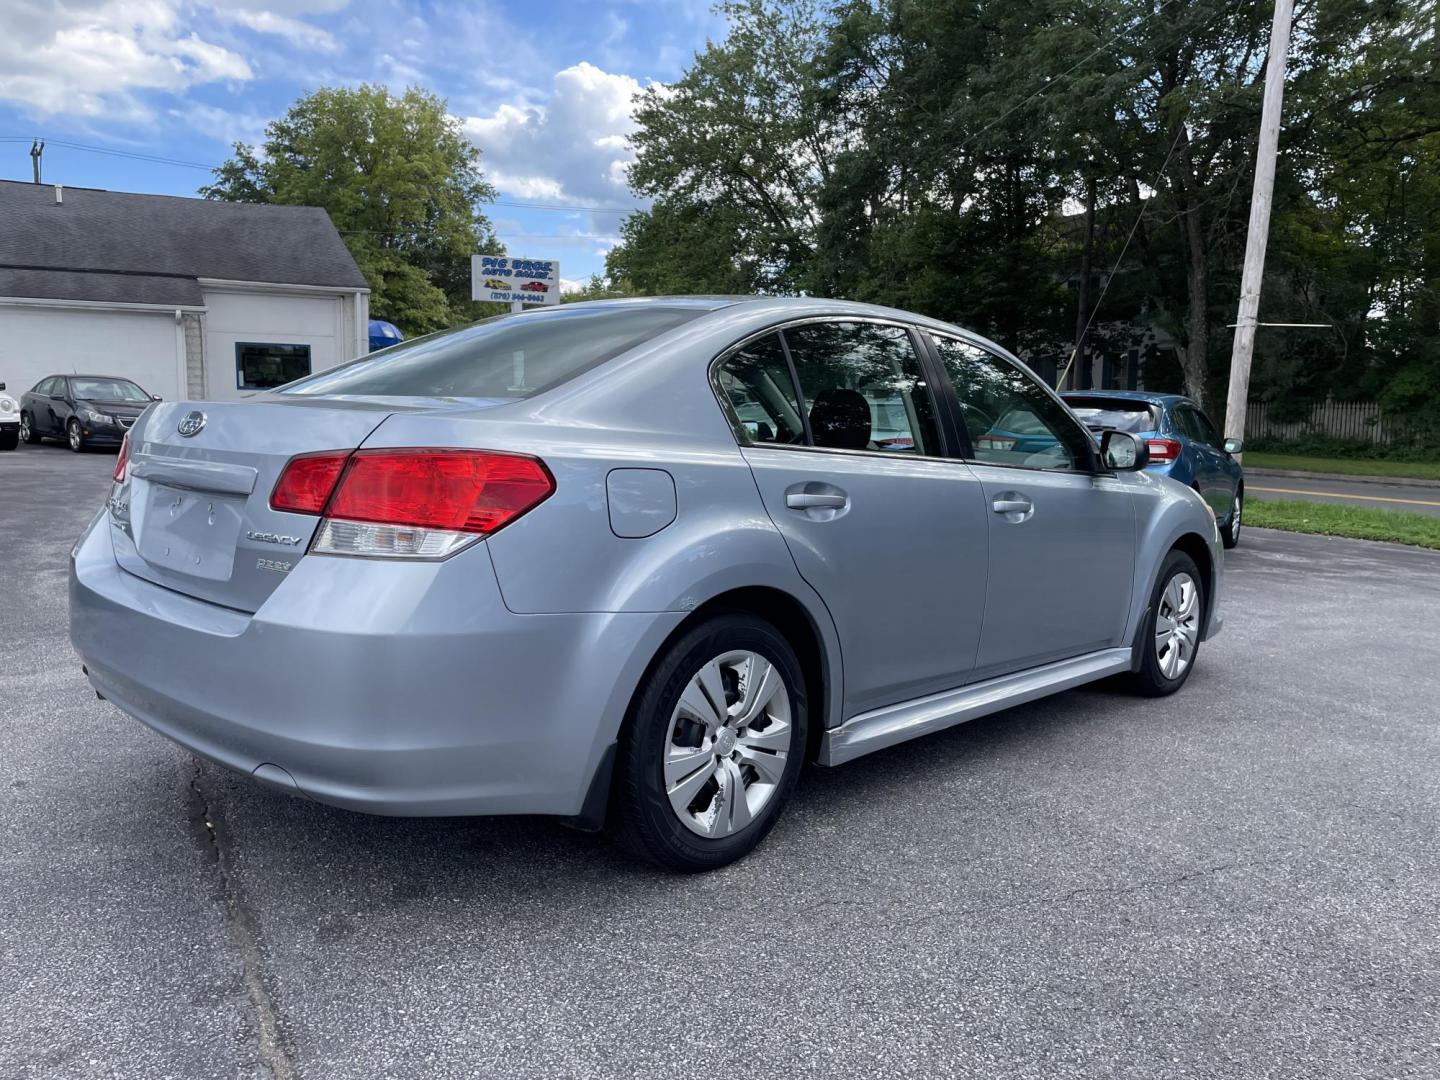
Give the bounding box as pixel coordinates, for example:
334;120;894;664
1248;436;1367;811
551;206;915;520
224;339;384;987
471;255;561;306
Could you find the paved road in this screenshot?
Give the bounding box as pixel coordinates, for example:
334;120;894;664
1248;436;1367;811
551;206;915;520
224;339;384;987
1249;472;1440;517
4;442;1438;1079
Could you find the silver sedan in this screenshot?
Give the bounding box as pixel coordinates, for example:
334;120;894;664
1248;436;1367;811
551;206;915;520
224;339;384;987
70;297;1223;871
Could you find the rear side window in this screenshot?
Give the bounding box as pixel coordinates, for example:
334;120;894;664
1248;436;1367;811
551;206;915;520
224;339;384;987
1065;398;1158;435
283;304;708;399
716;334;805;445
783;322;940;455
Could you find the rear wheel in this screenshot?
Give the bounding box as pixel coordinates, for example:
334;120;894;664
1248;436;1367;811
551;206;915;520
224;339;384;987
67;419;85;452
1128;550;1204;697
610;612;807;872
19;413;40;444
1220;488;1242;549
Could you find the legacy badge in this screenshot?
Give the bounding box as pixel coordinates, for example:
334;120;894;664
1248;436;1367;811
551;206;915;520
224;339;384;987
247;530;303;546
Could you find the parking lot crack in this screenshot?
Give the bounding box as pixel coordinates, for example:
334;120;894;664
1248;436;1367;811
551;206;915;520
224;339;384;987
186;767;298;1080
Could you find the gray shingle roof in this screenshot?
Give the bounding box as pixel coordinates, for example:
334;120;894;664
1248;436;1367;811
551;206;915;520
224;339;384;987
0;179;368;304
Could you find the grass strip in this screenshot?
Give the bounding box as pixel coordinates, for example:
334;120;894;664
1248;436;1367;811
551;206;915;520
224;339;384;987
1245;452;1440;481
1247;498;1440;551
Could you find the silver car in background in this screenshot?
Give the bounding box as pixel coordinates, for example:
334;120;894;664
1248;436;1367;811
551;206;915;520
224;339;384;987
70;297;1223;870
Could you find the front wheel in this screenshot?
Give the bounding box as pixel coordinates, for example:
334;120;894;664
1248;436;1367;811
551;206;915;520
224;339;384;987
1128;550;1204;697
19;413;41;444
67;418;85;452
1221;489;1242;549
610;612;808;872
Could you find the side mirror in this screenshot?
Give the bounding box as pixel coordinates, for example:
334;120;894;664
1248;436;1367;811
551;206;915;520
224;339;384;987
0;382;6;391
1223;437;1243;455
151;394;163;401
1100;429;1149;471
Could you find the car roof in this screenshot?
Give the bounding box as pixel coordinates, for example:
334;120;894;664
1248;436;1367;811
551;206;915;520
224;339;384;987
1059;389;1191;407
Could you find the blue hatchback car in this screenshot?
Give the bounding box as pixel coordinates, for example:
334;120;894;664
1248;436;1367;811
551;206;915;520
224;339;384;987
1061;390;1244;549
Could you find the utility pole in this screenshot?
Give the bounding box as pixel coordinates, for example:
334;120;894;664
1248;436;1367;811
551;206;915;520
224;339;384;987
1222;0;1295;459
30;140;43;184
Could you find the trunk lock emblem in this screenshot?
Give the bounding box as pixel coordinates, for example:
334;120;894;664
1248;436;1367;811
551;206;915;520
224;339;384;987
177;410;206;437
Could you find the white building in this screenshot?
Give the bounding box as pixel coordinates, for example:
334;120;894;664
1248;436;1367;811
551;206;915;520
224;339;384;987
0;179;370;403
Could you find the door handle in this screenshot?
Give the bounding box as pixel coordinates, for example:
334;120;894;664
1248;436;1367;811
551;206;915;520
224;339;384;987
991;497;1033;515
786;492;847;510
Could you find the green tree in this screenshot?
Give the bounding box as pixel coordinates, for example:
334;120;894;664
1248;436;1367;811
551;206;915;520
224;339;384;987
202;85;500;335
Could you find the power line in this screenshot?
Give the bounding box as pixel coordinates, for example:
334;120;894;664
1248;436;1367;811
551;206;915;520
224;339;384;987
1057;121;1188;390
2;135;644;214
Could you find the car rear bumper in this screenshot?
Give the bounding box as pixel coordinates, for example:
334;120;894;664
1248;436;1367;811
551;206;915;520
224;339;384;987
69;512;681;817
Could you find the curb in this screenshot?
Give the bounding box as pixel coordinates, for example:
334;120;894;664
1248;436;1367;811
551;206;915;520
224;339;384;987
1246;467;1440;490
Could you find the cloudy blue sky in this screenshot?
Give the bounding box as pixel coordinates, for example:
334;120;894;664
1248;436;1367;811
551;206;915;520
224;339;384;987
0;0;727;286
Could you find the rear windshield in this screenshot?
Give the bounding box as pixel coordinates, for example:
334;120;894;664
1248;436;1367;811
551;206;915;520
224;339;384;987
1064;398;1158;433
282;303;709;400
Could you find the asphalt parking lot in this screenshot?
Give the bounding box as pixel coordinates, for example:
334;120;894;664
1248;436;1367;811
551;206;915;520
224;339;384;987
3;442;1438;1080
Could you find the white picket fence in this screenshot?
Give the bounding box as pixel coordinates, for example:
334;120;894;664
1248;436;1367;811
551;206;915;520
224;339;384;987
1245;399;1409;444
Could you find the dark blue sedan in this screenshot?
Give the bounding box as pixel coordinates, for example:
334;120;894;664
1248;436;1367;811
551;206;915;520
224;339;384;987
1061;390;1245;549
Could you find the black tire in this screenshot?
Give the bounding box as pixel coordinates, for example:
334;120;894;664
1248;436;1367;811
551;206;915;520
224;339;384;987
610;612;808;872
1220;487;1242;549
67;418;85;452
19;413;41;444
0;427;16;451
1127;550;1205;697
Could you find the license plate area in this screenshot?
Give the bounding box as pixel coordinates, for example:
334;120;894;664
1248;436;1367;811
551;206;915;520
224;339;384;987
136;483;245;582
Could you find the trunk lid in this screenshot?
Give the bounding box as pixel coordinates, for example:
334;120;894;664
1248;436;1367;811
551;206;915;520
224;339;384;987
108;396;488;612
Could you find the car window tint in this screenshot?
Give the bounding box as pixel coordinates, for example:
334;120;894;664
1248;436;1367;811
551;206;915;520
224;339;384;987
930;335;1089;471
36;378;57;395
284;303;709;399
781;322;940;455
715;333;804;445
1173;407;1205;443
1190;408;1222;447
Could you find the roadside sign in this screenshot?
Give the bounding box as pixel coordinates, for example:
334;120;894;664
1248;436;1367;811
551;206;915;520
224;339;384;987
471;255;560;306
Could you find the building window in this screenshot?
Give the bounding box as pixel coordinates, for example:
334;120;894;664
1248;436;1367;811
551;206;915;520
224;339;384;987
236;342;312;390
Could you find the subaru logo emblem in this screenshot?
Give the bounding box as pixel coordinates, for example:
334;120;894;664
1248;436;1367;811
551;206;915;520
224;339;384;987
177;410;206;438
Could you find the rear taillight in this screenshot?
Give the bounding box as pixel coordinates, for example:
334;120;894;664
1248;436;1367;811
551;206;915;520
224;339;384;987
1146;438;1182;464
270;450;350;514
113;432;131;483
270;448;554;559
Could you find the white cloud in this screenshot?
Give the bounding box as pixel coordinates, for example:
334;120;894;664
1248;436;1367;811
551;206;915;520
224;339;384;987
216;9;339;53
0;0;253;120
461;62;650;209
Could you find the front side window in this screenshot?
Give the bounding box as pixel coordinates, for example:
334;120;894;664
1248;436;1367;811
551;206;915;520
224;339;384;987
1189;407;1222;447
715;333;805;445
238;343;312;390
930;335;1092;471
782;322;940;455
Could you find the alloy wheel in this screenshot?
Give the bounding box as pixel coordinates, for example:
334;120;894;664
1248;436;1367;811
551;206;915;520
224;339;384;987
19;415;30;442
1154;571;1200;679
1232;493;1242;535
68;421;81;451
663;650;792;839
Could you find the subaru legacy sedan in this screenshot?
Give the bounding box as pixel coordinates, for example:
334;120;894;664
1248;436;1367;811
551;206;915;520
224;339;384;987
71;298;1223;871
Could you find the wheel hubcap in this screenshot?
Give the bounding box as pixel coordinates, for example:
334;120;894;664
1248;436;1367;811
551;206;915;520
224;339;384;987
663;649;792;839
1233;495;1242;531
69;424;80;449
20;416;29;440
1154;572;1200;680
